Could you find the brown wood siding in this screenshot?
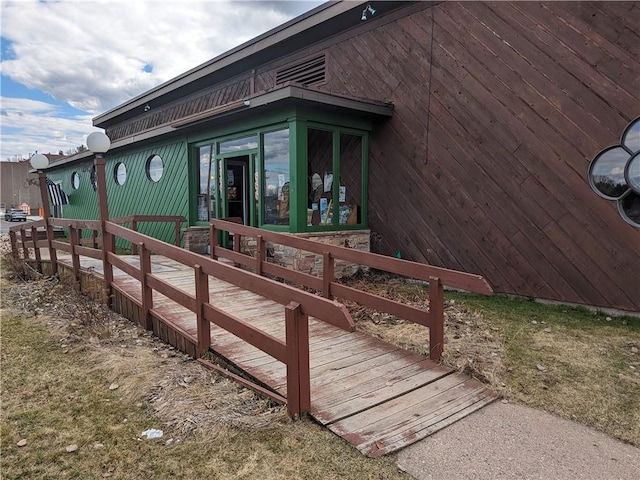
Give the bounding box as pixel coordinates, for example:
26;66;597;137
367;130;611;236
292;1;639;310
106;77;252;141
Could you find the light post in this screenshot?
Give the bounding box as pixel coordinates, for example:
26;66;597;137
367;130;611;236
86;131;113;305
30;153;58;273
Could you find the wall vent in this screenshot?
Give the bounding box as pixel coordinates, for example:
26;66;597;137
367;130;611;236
276;55;326;86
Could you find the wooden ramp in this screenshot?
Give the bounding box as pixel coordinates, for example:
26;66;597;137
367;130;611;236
61;254;497;457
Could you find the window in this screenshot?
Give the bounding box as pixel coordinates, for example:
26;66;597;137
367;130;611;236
307;129;333;225
263;129;290;225
339;133;362;225
588;116;640;228
197;145;215;221
219;135;258;154
146;154;163;182
71;172;80;190
306;128;364;227
114;162;127;185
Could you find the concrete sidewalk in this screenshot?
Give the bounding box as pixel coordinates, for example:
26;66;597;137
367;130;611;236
395;402;639;480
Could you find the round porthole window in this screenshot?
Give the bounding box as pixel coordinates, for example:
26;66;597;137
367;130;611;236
114;162;127;185
146;154;163;182
71;172;80;190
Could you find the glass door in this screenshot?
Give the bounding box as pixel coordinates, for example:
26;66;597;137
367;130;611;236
224;155;250;224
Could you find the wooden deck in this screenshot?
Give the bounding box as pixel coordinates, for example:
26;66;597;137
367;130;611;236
54;253;496;457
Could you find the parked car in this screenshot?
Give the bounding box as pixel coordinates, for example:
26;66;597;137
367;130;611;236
4;209;27;222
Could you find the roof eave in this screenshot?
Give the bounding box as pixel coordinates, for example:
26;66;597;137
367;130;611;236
93;0;365;127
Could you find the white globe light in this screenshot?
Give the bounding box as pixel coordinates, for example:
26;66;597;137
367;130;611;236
86;132;111;154
30;153;49;170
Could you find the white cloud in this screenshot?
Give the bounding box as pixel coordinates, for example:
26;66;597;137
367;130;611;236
0;0;323;159
0;97;96;158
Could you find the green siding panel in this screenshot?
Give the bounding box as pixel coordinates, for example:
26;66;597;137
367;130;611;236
46;140;189;246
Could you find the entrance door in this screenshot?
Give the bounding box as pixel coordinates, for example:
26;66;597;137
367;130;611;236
224;156;250;224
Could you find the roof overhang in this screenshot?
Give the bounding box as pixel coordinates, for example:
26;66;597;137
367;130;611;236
93;1;413;129
47;84;392;171
171;84;393;129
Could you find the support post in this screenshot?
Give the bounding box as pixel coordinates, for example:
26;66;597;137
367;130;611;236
9;230;18;260
210;223;218;260
174;219;181;247
30;226;42;272
428;276;444;360
20;226;29;260
322;251;334;299
37;171;57;274
256;235;264;275
131;219;138;255
95;156;113;306
139;242;153;331
285;302;310;419
69;224;81;290
195;264;210;357
233;232;241;266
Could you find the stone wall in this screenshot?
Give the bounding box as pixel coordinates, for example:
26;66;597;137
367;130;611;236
183;226;210;255
184;226;370;278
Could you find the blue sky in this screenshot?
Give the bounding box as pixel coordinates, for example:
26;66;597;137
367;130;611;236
0;0;323;161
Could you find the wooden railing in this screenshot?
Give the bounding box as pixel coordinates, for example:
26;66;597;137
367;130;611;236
111;215;186;254
210;219;494;360
8;217;354;418
9;215;493;417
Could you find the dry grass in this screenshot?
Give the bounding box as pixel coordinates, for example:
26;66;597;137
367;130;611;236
0;252;408;479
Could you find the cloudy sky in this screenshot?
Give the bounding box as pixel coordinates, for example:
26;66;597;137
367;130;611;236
0;0;324;161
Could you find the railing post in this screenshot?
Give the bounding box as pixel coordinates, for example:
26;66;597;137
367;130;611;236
9;230;18;260
322;251;334;299
233;232;241;267
36;170;58;274
131;219;138;255
285;301;310;419
256;235;265;275
428;276;444;361
30;226;42;272
174;219;181;247
91;230;98;249
210;223;218;260
69;224;81;290
20;226;29;260
139;242;153;331
195;264;210;357
95;156;113;306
